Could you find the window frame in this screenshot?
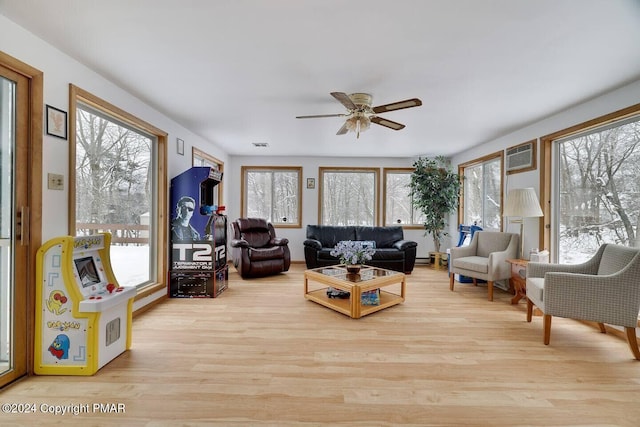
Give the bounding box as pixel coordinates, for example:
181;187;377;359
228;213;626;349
318;167;380;226
69;84;168;300
457;151;505;231
240;165;302;228
382;167;423;229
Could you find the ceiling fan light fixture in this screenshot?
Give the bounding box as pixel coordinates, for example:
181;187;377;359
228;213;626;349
345;114;370;139
297;91;421;137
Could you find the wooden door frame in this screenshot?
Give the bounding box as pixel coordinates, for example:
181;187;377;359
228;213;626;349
0;51;43;380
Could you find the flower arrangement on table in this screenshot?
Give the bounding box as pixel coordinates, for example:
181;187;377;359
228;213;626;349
330;240;376;266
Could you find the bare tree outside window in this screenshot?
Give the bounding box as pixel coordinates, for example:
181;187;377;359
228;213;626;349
321;169;378;226
242;167;301;226
384;170;424;225
460;153;503;230
75;105;154;287
557;117;640;263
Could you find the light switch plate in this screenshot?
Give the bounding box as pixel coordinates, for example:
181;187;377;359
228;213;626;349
48;173;64;190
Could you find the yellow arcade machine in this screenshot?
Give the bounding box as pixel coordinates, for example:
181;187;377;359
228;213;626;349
35;233;136;375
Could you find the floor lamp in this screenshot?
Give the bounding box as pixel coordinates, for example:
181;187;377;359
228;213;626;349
503;188;543;259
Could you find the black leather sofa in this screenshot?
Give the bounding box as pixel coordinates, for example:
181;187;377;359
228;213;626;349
303;225;418;273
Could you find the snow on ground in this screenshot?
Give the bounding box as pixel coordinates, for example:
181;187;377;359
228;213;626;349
109;245;151;287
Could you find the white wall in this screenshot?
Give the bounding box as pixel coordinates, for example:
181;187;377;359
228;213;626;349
1;15;228;308
226;155;446;262
450;78;640;255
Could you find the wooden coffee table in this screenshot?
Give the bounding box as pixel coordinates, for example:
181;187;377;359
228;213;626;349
304;265;405;318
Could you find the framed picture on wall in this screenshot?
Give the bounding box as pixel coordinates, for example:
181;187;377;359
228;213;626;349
177;138;184;156
45;105;67;140
306;178;315;189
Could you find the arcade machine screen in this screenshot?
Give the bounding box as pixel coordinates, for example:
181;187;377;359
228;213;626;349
74;256;102;287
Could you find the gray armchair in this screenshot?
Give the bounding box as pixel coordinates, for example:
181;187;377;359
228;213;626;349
449;231;519;301
526;244;640;360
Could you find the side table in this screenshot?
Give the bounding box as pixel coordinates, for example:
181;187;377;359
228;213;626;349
506;258;528;304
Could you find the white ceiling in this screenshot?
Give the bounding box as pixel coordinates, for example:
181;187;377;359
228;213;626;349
2;0;640;158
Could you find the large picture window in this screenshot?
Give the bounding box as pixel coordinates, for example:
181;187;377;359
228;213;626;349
553;115;640;264
319;167;379;226
70;85;167;292
541;102;640;265
241;166;301;227
458;152;503;231
383;168;424;227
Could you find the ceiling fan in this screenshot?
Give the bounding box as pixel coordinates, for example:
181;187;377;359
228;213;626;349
296;92;422;138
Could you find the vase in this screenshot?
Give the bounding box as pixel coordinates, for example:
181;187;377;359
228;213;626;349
346;264;361;274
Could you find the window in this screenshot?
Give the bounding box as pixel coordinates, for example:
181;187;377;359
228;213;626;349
383;168;424;227
70;85;167;292
550;113;640;264
319;167;379;226
458;152;504;230
241;166;301;227
192;147;224;208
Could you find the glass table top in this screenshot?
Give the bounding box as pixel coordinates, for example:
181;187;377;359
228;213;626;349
312;265;399;283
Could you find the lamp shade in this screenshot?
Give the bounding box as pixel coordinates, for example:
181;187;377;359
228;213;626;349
503;188;543;217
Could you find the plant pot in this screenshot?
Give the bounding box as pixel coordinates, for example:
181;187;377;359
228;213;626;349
429;252;447;270
346;265;361;274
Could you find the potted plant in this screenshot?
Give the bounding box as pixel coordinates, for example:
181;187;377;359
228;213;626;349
409;156;461;264
330;240;376;273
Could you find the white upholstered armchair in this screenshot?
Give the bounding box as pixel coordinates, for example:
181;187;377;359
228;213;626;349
449;231;519;301
526;244;640;360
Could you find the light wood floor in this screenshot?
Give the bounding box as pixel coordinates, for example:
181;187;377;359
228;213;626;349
2;264;640;426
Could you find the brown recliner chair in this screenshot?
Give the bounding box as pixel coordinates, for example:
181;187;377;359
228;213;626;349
230;218;291;278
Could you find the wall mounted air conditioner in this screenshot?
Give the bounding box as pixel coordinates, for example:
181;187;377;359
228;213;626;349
506;140;536;174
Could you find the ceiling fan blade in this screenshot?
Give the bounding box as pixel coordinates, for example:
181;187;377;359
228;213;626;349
370;116;406;131
330;92;357;110
372;98;422;114
336;122;349;135
296;113;346;119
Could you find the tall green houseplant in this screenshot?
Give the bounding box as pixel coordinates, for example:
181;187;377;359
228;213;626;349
409;156;461;253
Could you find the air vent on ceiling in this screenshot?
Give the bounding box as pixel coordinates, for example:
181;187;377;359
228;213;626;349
252;142;269;148
506;140;536;174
